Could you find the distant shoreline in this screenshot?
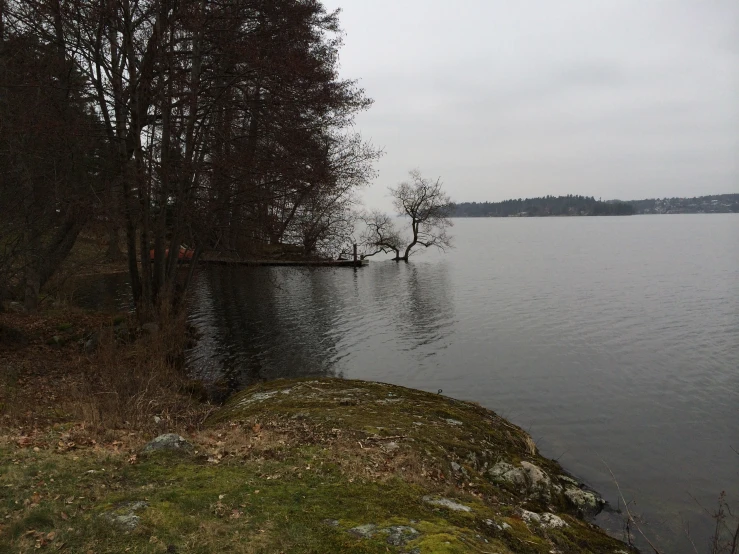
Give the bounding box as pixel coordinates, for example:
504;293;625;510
452;193;739;217
450;211;739;218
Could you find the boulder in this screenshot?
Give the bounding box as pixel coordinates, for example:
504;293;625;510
489;461;527;488
520;461;556;499
490;460;557;500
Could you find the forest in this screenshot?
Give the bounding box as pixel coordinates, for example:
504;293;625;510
0;0;380;316
452;195;635;217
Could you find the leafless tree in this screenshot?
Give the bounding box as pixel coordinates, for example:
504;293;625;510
359;170;453;262
358;210;403;261
392;169;453;261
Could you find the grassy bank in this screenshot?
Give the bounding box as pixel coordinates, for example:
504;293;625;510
0;310;632;553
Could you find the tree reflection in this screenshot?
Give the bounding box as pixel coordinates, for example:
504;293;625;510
396;262;455;350
187;266;342;390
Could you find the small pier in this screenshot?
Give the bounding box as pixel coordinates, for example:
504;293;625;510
199;256;368;267
200;243;367;268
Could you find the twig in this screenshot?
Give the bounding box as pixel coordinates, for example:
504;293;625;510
601;458;663;554
680;516;700;554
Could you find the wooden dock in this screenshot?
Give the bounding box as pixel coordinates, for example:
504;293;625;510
199;256;368;268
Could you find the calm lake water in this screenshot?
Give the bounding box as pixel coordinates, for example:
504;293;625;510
78;215;739;552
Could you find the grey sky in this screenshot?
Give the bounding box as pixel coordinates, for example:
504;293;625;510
322;0;739;209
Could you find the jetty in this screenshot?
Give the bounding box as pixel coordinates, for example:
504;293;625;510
199;256;368;267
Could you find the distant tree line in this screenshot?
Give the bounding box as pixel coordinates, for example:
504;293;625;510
452;195;635;217
629;194;739;214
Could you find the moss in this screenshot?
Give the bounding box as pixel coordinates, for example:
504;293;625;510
0;379;633;553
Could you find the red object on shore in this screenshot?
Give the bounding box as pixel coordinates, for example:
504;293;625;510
149;246;195;262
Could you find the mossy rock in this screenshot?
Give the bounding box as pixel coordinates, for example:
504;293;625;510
0;378;635;553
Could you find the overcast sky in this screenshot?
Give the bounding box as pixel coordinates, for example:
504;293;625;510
321;0;739;209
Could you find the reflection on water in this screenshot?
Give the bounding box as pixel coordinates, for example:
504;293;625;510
187;262;457;390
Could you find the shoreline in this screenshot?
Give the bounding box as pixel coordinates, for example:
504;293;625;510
0;304;634;552
0;308;634;552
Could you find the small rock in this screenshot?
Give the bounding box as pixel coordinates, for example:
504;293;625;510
103;501;148;531
422;496;472;512
349;524;377;538
450;461;462;473
521;510;567;529
383;526;419;546
384;441;400;452
444;418;463;426
141;434;194;455
322;519;339;527
540;513;567;528
564;486;605;515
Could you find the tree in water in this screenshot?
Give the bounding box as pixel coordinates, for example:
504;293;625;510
360;170;453;262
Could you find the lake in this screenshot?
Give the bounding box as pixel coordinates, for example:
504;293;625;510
80;215;739;552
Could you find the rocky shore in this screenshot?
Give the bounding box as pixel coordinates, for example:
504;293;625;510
0;376;635;552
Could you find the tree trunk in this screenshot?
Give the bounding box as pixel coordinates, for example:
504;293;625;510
106;226;124;261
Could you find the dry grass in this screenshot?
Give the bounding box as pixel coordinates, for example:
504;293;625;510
0;305;214;444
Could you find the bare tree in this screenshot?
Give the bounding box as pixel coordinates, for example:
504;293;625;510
358;210;403;261
359;170;452;262
392;170;453;261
